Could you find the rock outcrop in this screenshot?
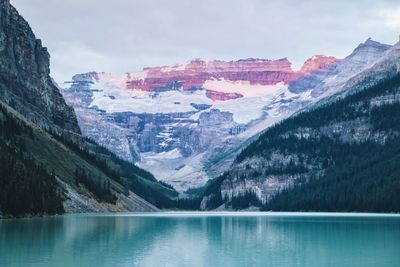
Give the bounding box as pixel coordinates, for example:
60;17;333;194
299;55;337;74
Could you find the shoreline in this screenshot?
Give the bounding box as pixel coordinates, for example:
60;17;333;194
3;211;400;220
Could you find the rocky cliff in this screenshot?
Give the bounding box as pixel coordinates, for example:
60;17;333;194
0;0;80;133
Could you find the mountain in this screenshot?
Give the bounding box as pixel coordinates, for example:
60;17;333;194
200;39;400;211
0;0;176;217
62;39;391;192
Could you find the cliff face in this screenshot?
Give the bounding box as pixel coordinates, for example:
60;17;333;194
83;57;337;99
0;0;80;133
125;58;297;92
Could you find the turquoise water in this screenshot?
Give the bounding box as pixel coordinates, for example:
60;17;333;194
0;212;399;267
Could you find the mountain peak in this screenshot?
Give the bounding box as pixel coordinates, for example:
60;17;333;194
356;38;391;50
346;38;392;62
364;37;382;45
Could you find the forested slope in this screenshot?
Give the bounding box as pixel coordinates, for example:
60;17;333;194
201;73;400;212
0;102;176;217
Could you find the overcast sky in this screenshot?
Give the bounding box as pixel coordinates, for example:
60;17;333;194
10;0;400;82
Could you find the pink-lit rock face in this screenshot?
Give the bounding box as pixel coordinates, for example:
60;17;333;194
299;55;338;74
125;58;297;92
92;56;337;101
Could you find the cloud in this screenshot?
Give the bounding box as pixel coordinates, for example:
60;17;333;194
379;7;400;29
10;0;400;83
49;41;108;82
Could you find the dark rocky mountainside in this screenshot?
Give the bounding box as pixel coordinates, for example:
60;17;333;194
0;0;79;133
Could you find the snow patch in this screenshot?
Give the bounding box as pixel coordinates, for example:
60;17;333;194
96;72;129;90
203;79;287;98
138;151;209;191
143;149;182;160
89;80;208;114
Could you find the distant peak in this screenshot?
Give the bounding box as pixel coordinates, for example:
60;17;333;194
364;37;379;45
358;38;391;49
348;38;392;58
71;72;99;82
299;55;337;74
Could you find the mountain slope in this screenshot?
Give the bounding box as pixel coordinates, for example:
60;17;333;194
262;75;400;212
0;104;64;216
0;100;170;216
200;47;400;211
62;39;391;191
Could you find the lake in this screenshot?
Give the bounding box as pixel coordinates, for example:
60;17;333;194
0;212;399;267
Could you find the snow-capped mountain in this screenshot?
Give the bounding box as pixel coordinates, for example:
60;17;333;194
61;39;391;191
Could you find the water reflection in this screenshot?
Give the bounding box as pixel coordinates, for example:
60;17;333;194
0;214;399;267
